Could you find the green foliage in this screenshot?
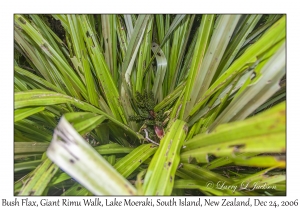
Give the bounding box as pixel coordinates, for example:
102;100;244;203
14;14;286;196
129;90;167;142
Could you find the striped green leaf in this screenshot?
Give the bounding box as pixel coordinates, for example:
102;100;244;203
143;120;187;195
47;117;137;195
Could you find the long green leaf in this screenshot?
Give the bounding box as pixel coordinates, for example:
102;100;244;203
47;117;137;195
209;42;285;131
173;179;244;196
232;155;285;168
61;183;91;196
14;107;45;122
122;15;151;76
15;160;42;172
14;90;140;141
143;120;187;195
161;15;185;46
18;158;58;195
184;102;285;150
151;42;167;102
189;16;286;118
114;144;157;178
102;15;118;82
64;112;106;135
79;15;127;123
181;102;285;163
15;15;87;99
184;15;241;119
15;142;49;155
180;15;215;119
216;15;262;76
14;66;65;94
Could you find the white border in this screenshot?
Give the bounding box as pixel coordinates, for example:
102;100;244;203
2;1;298;209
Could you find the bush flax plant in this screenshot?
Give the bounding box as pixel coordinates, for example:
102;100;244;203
14;14;286;196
